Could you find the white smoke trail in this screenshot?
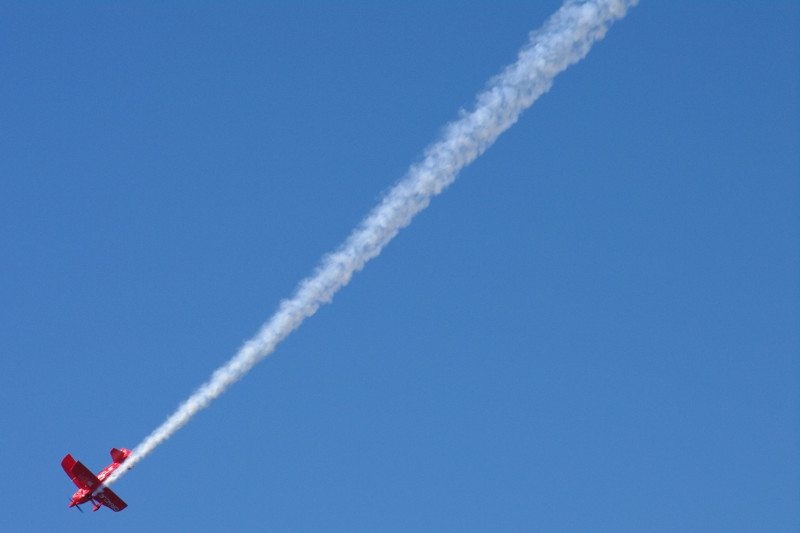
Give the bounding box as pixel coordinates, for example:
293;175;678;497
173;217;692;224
106;0;636;486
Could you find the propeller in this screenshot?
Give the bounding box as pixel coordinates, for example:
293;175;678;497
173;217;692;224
69;500;84;513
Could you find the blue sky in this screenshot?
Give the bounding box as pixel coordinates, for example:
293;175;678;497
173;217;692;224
1;1;797;531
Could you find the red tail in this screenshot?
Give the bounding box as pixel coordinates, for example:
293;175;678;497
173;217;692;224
110;448;131;464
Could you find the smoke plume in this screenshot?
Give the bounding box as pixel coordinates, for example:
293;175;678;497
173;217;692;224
105;0;637;486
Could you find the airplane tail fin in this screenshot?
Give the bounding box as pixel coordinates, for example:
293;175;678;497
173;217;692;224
110;448;132;464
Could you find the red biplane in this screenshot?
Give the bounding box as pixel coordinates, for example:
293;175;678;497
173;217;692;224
61;448;131;512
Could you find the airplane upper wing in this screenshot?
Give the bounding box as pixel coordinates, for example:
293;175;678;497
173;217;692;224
67;460;101;492
61;455;78;481
95;488;127;512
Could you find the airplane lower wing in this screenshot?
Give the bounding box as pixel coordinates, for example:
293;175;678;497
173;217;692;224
95;488;127;512
63;450;130;513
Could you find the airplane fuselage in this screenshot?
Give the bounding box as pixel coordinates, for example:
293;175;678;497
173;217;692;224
70;456;125;506
69;487;92;507
63;448;132;512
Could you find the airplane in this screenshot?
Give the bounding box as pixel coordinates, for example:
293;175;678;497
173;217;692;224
61;448;132;512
